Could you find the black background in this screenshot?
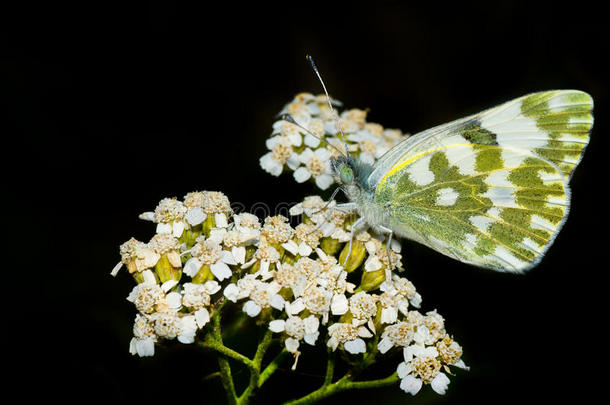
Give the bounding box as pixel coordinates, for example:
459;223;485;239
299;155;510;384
4;1;608;404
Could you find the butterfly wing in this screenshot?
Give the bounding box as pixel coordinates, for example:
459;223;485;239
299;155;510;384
370;90;593;272
368;90;593;187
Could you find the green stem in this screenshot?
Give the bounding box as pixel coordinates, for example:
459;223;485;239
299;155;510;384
283;373;400;405
258;349;289;387
237;329;274;405
200;335;256;372
217;355;238;405
324;349;335;385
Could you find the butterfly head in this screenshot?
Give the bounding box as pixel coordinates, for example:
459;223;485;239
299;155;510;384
331;154;374;192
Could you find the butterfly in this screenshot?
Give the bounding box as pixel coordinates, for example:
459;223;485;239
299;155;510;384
280;57;594;274
324;89;594;273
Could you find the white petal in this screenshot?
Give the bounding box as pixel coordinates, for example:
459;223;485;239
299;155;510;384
381;307;398;324
357;326;373;338
327;336;339;351
286;154;301;171
243;301;261;317
195;308;210;328
282;240;300;256
298;148;314;163
298;242;312;257
287;132;302;147
396;361;412;379
224;283;239;302
156;223;172;234
364;256;382;271
166;292;182;309
231;246;246;264
221;250;237;265
167;250;182;268
139;212;155;222
314;174;334;190
215;213;228;228
140;249;161;268
314;147;331;160
285;298;305;315
430;372;450;395
410;293;422;308
303;316;319;334
304;331;319;345
184;257;202;277
270;294;285;310
172;221;185;238
265;135;282;150
285;337;300;353
177;316;197;343
293;167;312;183
110;261;123;277
185;207;206;226
454;359;470;370
260;153;283;176
268;319;286;333
377;337;393;354
304;133;320;147
344;338;366;354
203;280;221;294
400;375;422;395
135;338;155;357
210;261;233;281
141;270;157;285
208;228;227;244
331;294;349;315
161;279;178;292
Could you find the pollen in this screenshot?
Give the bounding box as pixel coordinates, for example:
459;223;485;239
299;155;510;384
412;356;442;384
305;155;327;177
272;141;294;164
154;198;186;223
202;191;231;214
183;191;205;209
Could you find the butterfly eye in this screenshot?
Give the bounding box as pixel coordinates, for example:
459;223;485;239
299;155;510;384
340;166;354;184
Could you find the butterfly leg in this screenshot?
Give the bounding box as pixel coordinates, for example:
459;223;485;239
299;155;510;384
334;202;358;213
343;217;365;267
379;225;394;282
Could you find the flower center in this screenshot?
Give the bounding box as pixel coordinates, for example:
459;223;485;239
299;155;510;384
306;156;326;176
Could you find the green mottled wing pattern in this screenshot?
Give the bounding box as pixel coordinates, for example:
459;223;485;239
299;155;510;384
372;90;593;272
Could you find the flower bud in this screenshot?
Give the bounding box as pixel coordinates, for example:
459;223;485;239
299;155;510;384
191;264;214;284
155;255;182;283
359;267;386;291
338;240;366;273
319;237;341;256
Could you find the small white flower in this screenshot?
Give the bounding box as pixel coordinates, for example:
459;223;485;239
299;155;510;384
260;135;300;176
188;238;235;282
293;148;334;190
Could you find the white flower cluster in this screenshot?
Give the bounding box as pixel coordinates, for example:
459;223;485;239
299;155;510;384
112;191;466;395
260;93;410;190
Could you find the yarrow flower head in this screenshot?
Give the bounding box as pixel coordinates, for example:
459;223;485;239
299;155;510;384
260;93;410;190
113;188;467;398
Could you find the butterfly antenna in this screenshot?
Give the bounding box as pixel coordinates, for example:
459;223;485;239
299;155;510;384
306;55;350;157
